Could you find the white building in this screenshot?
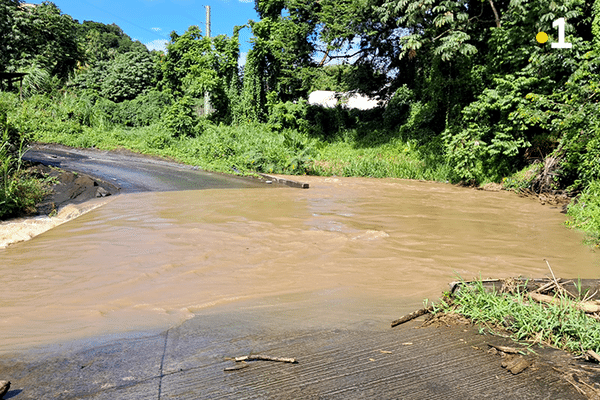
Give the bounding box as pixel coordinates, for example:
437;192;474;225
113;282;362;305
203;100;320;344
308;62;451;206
308;90;380;110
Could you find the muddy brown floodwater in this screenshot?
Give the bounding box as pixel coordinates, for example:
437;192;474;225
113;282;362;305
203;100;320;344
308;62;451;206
0;176;598;354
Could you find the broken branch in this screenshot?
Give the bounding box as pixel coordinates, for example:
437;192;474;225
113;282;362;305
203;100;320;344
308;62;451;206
391;306;434;327
234;355;298;364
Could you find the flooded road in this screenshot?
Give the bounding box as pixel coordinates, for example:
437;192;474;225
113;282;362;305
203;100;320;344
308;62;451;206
1;175;598;354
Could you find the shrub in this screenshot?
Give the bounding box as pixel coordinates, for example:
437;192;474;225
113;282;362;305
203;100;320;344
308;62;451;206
567;180;600;247
100;51;157;102
163;96;201;137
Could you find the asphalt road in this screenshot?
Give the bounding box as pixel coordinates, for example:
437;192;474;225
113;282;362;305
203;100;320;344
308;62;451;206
23;144;271;193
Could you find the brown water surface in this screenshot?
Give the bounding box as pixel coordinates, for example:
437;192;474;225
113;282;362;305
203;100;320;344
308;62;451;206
1;176;598;353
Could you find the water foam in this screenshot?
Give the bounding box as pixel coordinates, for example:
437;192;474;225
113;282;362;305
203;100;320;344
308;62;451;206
0;198;113;249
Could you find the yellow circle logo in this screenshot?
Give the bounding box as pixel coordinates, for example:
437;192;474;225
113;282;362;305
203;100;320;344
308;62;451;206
536;32;549;44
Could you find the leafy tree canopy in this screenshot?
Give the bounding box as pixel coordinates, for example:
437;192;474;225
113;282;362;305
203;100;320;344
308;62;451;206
76;20;148;65
5;1;82;80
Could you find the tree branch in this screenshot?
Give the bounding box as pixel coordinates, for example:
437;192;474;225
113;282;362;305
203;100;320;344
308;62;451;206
488;0;501;28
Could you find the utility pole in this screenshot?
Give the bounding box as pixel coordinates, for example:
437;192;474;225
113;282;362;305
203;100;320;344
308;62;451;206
205;5;211;38
204;5;211;115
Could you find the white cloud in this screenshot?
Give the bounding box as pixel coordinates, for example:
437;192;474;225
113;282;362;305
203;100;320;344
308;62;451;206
238;0;253;3
152;27;162;32
145;39;169;52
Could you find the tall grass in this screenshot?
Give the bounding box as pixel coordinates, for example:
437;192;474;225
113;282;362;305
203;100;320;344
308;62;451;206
10;92;452;181
566;180;600;247
440;279;600;354
0;131;47;219
310;139;451;181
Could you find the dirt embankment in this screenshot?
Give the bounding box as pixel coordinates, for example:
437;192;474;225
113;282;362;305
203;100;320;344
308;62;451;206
31;164;120;216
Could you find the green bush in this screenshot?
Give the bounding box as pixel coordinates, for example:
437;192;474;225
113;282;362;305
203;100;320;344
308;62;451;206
383;85;412;129
267;99;311;133
100;51;157;102
0;100;46;219
567;180;600;247
163;96;201;137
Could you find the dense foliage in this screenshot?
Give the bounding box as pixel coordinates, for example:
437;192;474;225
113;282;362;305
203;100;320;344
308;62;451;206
1;0;599;244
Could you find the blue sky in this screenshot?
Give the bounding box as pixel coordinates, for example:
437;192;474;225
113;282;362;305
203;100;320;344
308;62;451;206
39;0;259;55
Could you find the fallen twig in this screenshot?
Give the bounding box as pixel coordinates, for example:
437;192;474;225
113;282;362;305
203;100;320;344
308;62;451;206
224;363;249;372
533;279;557;294
391;306;434;328
582;289;599;303
545;260;577;299
234;355;298;364
488;344;521;354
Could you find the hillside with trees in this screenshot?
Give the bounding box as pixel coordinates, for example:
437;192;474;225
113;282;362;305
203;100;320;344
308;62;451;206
1;0;599;244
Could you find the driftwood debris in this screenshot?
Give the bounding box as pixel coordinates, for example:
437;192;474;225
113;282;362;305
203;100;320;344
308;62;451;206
586;350;600;364
501;354;531;375
529;292;600;313
224;363;250;372
391;306;434;328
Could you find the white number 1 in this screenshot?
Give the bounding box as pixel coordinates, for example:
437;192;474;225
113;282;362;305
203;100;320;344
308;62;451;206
552;18;572;49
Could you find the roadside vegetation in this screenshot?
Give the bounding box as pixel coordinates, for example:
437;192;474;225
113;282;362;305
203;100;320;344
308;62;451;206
0;99;48;219
1;0;600;246
434;278;600;355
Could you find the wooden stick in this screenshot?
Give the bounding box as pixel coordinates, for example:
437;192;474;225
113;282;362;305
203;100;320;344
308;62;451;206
224;363;249;371
545;259;561;291
391;306;434;328
488;344;521;354
529;292;600;313
544;260;577;299
587;350;600;363
583;289;599;303
234;355;298;364
533;279;557;294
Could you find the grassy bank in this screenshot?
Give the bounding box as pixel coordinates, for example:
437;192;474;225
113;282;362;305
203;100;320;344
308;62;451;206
566;180;600;248
435;279;600;355
0;149;48;219
8;92;451;181
0;97;49;219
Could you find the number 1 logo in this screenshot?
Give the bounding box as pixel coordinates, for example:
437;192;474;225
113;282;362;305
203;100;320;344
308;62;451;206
536;18;572;49
551;18;572;49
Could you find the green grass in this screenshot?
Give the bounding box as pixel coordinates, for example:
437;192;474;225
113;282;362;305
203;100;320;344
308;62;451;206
309;139;451;181
501;162;544;191
0;141;49;219
8;92;452;181
566;180;600;247
436;279;600;354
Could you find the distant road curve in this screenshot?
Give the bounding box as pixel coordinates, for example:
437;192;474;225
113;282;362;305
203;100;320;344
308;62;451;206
23;143;271;193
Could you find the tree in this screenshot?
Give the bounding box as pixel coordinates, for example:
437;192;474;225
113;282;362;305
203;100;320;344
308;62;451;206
0;0;21;72
76;21;147;65
8;1;82;80
594;0;600;51
161;25;240;122
100;51;157;102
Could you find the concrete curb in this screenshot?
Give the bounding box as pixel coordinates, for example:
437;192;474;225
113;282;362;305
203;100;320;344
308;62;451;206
258;173;310;189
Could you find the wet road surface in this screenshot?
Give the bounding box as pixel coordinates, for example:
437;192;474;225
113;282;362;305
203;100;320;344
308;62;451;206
23;144;270;193
0;304;586;399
